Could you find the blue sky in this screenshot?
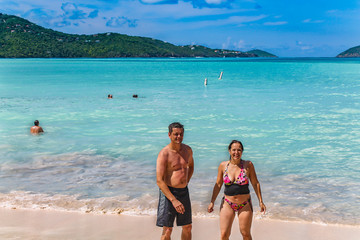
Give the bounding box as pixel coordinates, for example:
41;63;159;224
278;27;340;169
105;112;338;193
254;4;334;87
1;0;360;57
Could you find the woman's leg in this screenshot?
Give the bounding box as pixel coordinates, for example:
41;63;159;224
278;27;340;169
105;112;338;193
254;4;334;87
237;201;253;240
219;199;236;240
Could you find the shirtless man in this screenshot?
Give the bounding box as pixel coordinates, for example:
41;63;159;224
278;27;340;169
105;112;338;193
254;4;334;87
156;122;194;240
30;120;44;134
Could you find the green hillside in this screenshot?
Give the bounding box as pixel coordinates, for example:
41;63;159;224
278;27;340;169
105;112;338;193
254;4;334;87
336;45;360;58
247;49;277;58
0;13;276;58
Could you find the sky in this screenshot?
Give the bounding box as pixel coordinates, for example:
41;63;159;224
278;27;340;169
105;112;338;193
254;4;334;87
1;0;360;57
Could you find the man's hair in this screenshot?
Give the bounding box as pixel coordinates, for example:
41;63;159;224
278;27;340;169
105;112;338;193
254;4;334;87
34;120;39;126
168;122;184;134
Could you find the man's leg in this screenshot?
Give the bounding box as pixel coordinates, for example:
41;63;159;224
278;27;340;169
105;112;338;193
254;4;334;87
161;227;173;240
181;224;192;240
176;187;192;240
157;189;175;239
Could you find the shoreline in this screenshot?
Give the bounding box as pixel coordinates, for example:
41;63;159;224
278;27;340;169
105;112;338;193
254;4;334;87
0;208;359;239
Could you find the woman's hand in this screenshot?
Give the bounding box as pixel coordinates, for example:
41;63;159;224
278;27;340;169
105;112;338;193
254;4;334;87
260;202;266;214
207;202;214;213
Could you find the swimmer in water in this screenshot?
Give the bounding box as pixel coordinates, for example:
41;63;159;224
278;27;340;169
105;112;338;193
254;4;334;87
30;120;44;134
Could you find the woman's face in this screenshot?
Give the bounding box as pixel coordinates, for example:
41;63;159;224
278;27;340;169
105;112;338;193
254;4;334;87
229;142;243;161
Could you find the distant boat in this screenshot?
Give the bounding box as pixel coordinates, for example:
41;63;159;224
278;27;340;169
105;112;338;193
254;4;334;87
204;78;208;86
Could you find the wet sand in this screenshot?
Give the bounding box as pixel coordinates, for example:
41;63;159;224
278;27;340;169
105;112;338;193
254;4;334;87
0;208;359;239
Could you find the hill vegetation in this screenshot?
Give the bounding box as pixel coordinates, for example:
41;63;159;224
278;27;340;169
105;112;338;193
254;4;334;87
0;13;276;58
336;45;360;58
246;49;277;58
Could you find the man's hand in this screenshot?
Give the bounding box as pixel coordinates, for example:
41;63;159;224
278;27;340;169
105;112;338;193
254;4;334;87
171;199;185;214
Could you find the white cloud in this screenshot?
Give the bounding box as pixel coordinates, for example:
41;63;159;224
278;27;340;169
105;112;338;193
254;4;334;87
296;41;313;51
222;36;231;49
263;21;287;26
228;15;267;24
106;16;138;28
172;14;267;31
327;9;338;14
140;0;170;3
233;39;245;49
205;0;227;4
302;18;324;23
221;37;246;50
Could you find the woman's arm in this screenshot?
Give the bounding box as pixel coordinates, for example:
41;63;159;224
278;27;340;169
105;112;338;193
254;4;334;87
248;161;266;213
208;162;225;213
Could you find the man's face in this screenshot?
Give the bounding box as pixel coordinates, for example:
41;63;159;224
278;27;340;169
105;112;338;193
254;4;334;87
168;128;184;144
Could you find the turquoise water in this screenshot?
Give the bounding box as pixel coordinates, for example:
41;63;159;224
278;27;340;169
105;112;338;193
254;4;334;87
0;58;359;225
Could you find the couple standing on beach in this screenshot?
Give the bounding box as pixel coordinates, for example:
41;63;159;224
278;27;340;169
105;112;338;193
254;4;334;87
156;122;266;240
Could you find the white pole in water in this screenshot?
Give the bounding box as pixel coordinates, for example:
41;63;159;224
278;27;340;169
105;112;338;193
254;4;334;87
204;78;208;86
218;71;223;79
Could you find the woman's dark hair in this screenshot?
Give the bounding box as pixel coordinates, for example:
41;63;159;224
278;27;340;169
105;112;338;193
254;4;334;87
228;140;244;151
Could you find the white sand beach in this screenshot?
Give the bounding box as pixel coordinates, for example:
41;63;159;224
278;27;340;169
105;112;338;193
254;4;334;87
0;208;359;240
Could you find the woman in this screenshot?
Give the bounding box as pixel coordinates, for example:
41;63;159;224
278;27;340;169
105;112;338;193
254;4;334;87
208;140;266;240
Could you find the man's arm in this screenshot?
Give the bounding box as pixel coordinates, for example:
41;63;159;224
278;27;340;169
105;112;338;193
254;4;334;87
156;149;185;214
187;147;194;183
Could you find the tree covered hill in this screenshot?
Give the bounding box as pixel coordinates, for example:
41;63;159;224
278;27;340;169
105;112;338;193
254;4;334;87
336;45;360;58
0;13;276;58
246;49;277;58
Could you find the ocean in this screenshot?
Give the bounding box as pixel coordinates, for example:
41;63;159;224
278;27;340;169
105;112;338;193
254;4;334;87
0;58;359;225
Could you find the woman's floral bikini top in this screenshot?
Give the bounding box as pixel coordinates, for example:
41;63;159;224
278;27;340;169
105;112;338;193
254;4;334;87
223;161;249;186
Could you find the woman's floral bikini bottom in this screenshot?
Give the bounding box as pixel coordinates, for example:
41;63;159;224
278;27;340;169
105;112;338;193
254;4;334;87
224;197;253;212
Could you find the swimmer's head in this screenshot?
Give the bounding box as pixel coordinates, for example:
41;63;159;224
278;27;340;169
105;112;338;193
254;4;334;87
34;120;39;126
168;122;184;134
228;140;244;152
